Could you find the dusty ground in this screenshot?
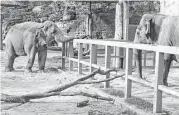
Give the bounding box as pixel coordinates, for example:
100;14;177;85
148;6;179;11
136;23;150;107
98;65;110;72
0;50;131;115
1;50;179;115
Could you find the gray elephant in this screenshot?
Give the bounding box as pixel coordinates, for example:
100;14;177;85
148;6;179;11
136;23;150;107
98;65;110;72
133;14;179;86
5;21;74;72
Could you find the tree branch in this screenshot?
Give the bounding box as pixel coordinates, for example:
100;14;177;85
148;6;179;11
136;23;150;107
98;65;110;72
78;74;125;84
1;68;117;103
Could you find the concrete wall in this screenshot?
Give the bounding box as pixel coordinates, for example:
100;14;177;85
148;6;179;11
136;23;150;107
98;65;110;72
160;0;179;16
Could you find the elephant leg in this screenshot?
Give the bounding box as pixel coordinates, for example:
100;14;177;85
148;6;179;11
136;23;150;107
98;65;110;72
5;43;16;72
5;55;16;71
38;49;47;72
9;55;16;71
25;47;36;73
163;57;172;86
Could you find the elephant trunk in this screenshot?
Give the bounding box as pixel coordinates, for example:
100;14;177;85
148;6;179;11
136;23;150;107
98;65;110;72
135;49;142;78
54;34;74;43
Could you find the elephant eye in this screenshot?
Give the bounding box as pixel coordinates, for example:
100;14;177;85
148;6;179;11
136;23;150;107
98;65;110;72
137;32;140;35
53;29;57;34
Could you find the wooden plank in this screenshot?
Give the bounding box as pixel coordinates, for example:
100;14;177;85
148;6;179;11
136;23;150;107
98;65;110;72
69;58;78;62
90;44;97;73
80;60;91;66
158;85;179;97
78;43;83;74
125;48;133;98
133;49;136;67
65;43;68;57
105;45;111;88
69;41;74;71
153;52;164;113
153;52;156;68
61;43;66;70
69;57;104;70
74;39;179;55
128;76;153;88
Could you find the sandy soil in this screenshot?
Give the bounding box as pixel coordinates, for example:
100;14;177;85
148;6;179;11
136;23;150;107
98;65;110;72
0;50;129;115
1;50;179;115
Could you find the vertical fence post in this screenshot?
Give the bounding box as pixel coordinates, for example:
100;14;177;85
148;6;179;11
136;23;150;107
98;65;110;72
78;43;83;74
153;52;164;113
61;42;66;70
153;52;156;68
125;48;133;98
90;44;97;73
143;51;147;68
105;45;111;88
69;41;73;71
133;49;136;67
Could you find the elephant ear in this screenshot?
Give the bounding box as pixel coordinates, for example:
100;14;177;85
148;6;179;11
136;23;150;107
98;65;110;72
23;28;39;47
145;20;151;34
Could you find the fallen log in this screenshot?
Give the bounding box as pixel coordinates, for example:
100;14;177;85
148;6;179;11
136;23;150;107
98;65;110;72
1;68;119;103
1;91;114;103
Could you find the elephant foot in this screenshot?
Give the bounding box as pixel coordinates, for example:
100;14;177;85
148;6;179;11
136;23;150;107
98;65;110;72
163;81;168;86
137;75;143;79
4;67;14;72
24;69;32;73
39;69;45;73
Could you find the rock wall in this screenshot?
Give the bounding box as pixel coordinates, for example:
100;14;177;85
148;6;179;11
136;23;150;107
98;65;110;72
160;0;179;16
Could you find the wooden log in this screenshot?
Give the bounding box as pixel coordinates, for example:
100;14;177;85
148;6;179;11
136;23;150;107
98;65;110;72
125;48;133;98
153;52;164;113
113;2;123;68
122;1;129;69
77;100;89;107
1;68;118;103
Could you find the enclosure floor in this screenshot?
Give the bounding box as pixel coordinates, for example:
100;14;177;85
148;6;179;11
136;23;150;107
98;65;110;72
1;50;179;115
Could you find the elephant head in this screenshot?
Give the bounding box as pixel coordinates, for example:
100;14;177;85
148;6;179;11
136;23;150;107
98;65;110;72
34;28;47;49
42;21;74;44
133;14;166;78
133;14;155;78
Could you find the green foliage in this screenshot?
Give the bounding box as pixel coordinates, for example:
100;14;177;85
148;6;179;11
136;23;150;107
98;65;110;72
129;1;160;24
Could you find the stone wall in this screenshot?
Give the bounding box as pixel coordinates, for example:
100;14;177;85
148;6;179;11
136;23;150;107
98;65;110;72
160;0;179;16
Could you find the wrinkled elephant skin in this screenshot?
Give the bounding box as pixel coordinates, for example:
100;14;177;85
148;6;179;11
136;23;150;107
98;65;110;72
133;14;179;86
4;21;68;72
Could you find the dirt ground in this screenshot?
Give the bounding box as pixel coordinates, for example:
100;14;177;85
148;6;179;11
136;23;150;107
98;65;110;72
1;50;179;115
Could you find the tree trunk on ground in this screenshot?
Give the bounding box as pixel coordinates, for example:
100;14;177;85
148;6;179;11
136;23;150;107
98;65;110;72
113;2;123;68
1;68;127;103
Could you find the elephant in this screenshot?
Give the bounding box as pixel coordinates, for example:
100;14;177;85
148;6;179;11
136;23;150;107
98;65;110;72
4;21;74;72
133;14;179;86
